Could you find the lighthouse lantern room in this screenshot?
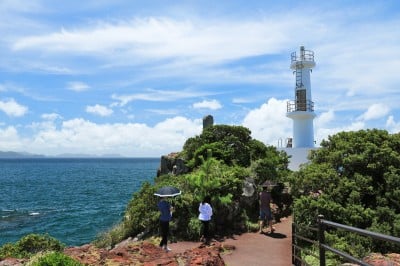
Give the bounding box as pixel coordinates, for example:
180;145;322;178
286;46;316;148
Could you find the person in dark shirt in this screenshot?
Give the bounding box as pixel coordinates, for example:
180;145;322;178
259;184;274;233
157;197;173;251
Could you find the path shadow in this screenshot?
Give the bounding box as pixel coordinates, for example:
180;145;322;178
261;232;287;239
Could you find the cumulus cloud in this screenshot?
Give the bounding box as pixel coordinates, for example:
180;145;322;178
386;116;400;133
67;81;90;92
242;98;291;146
192;99;222;110
315;109;335;128
24;116;202;156
86;104;113;117
357;103;390;121
315;121;365;146
0;98;28;117
0;126;25;151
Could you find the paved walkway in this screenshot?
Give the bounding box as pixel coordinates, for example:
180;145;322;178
170;216;292;266
221;216;292;266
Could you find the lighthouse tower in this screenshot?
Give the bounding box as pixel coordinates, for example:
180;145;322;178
286;46;316;148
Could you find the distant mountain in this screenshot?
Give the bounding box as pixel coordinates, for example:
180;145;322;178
0;151;46;158
55;153;124;158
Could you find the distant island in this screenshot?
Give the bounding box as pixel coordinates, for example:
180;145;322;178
0;151;46;158
0;151;124;158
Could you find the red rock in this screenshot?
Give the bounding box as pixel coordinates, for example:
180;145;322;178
0;258;28;266
363;253;400;266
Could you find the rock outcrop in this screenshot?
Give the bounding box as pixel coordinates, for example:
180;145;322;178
157;152;189;177
0;240;227;266
64;240;225;266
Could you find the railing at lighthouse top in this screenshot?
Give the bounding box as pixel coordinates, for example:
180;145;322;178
291;47;314;63
287;100;314;113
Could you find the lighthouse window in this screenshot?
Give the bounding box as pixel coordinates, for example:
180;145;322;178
296;89;307;111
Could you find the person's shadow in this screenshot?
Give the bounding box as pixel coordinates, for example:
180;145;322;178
261;231;287;239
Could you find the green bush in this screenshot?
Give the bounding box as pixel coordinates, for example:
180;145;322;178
28;252;83;266
0;243;25;259
291;129;400;258
0;234;64;259
18;234;64;254
186;217;202;240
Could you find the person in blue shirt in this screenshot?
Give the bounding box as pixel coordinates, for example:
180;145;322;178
157;197;173;251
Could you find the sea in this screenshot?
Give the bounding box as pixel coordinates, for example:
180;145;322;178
0;158;160;247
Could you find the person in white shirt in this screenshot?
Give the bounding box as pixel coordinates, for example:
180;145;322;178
198;195;213;244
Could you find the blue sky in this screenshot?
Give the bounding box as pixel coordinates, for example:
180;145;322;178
1;0;400;157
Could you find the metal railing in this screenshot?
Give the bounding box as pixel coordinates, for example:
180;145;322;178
287;100;314;112
292;215;400;266
291;49;314;62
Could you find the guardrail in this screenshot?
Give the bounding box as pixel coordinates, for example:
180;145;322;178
292;215;400;266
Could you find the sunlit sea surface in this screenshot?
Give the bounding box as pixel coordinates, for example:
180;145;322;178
0;158;159;246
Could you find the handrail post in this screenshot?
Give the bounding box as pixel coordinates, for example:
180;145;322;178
318;215;326;266
292;222;296;265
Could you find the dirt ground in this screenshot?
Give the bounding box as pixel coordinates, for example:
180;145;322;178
170;216;292;266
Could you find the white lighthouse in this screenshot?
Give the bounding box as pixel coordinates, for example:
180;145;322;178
286;46;316;148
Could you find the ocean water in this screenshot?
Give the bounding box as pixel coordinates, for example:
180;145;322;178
0;158;159;246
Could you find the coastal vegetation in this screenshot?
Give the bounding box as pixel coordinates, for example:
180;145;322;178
290;129;400;264
2;126;399;265
94;124;291;247
0;234;65;259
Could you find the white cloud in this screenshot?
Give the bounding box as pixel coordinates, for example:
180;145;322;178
67;81;90;92
315;109;335;128
10;16;297;68
232;97;253;104
111;88;214;107
0;98;28;117
386;116;400;133
23;116;202;156
242;98;291;146
147;109;179;115
192;99;222;110
0;126;25;151
357;103;390;121
41;113;62;121
315;121;365;146
86;104;113;117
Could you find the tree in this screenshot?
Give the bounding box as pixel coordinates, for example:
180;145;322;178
291;129;400;257
182;125;279;168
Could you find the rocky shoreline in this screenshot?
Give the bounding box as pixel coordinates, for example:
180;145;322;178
0;239;232;266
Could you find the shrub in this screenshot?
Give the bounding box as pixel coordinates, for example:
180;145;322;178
187;217;202;240
0;243;25;259
18;234;64;254
28;251;83;266
0;234;64;259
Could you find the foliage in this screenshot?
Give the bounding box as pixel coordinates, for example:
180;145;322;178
28;252;83;266
0;234;64;259
96;124;290;245
249;147;290;185
182;125;273;168
290;129;400;258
